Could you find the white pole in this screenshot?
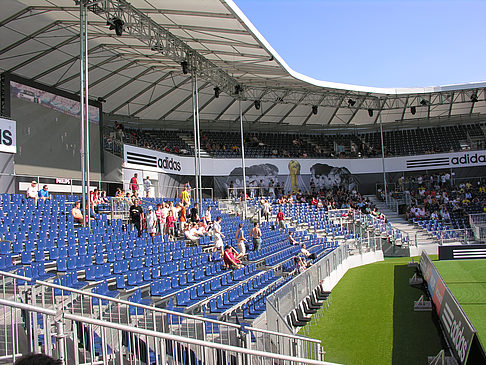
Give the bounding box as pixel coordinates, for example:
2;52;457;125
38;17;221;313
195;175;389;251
79;3;86;226
195;74;203;207
379;115;388;206
84;6;91;229
239;100;247;218
191;75;199;212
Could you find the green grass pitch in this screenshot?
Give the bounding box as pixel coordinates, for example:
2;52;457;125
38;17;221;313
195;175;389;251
306;256;443;365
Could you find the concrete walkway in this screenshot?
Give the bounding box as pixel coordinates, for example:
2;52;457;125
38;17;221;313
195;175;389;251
365;195;438;256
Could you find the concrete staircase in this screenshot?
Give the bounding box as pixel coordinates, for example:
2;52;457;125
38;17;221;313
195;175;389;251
365;195;438;256
179;133;210;157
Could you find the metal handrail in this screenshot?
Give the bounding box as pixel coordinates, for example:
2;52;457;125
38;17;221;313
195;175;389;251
0;297;337;365
0;270;319;343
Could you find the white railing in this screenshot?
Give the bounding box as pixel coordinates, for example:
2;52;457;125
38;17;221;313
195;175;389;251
0;270;325;363
469;213;486;242
0;297;341;365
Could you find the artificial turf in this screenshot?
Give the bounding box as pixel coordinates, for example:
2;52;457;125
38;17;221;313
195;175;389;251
306;256;443;365
434;259;486;347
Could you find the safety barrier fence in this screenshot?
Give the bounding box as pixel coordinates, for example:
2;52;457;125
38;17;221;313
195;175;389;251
266;245;349;336
0;270;327;364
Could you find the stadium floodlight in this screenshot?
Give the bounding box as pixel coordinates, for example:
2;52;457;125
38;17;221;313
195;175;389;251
107;17;124;36
420;99;428;106
471;94;478;103
254;100;261;110
368;108;373;117
213;87;221;98
348;99;356;107
181;61;189;74
312;105;318;115
234;85;243;95
411;106;416;115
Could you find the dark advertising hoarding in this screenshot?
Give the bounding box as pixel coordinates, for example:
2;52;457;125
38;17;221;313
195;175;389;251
420;252;476;365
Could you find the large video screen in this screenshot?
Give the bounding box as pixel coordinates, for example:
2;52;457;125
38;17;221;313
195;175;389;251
8;76;101;177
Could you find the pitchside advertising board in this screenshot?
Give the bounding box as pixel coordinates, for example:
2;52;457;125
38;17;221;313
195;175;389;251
0;118;16;154
420;252;476;364
123;144;486;176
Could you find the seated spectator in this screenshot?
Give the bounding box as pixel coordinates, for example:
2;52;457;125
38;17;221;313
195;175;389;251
223;245;243;270
38;185;51;201
288;231;299;246
71;201;84;224
301;244;316;260
185;223;203;243
26;181;39;205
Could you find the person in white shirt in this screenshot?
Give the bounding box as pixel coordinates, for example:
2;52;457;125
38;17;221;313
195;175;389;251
145;206;157;237
212;216;225;256
204;206;212;226
185;223;202;243
26;181;39;205
143;176;152;197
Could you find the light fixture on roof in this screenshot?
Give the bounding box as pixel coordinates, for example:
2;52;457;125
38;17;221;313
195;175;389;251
368;108;373;117
107;17;124;37
97;97;106;103
410;106;416;115
254;100;261;110
213;87;221;98
471;93;478;103
348;99;356;107
234;85;242;95
181;61;189;74
420;99;428;106
312;105;318;115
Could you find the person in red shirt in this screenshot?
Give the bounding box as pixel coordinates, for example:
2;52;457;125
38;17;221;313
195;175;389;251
276;209;286;230
130;173;139;194
155;203;165;235
223;246;243;270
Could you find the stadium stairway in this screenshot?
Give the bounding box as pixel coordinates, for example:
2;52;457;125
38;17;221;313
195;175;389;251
179;133;210;157
365;195;438;256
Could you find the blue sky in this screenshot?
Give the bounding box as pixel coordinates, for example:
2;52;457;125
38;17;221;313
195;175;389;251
233;0;486;88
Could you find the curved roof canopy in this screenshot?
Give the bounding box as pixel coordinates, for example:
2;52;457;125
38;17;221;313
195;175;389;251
1;0;485;128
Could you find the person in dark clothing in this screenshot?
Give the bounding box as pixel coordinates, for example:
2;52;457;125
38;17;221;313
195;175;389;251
15;353;62;365
129;199;144;237
190;202;199;223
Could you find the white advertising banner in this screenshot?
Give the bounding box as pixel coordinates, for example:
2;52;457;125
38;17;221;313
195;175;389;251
0;118;16;154
124;144;486;177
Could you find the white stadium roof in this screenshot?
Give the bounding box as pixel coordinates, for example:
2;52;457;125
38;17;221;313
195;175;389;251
1;0;485;128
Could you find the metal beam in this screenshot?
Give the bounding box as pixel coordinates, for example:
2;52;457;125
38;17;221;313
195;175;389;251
55;54;120;87
0;7;35;27
253;102;278;123
131;77;192;117
101;66;154;100
31;44;105;81
110;71;172;113
215;99;237;121
346;94;369;124
159;81;210;120
399;96;409;123
87;60;137;89
234;101;255;123
327;93;348;125
7;34;79;73
301;111;314;127
0;21;61;56
303;94;327;126
448;91;455;118
88;0;240;97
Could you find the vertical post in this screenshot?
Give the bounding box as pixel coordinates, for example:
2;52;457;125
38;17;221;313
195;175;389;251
239;100;247;218
56;321;66;365
191;76;199;213
194;74;203;207
84;5;91;229
379;115;388;206
79;2;87;227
